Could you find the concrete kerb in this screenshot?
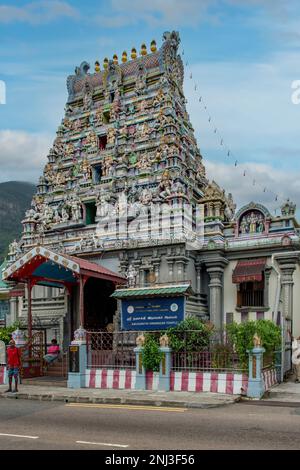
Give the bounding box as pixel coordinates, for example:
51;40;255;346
0;391;240;409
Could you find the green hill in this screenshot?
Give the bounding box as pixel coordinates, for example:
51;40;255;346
0;181;35;263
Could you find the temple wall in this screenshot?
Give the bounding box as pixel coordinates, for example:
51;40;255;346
186;259;197;291
292;264;300;336
223;261;238;323
223;257;280;325
159;256;170;283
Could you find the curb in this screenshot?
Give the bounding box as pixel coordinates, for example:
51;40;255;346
0;392;240;409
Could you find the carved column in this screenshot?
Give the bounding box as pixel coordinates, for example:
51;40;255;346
152;258;161;284
195;261;202;296
264;268;271;309
276;254;299;320
166;257;174;282
206;258;228;330
174;257;188;282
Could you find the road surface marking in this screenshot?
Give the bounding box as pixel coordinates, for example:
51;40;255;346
66;403;186;412
0;433;39;439
76;440;128;448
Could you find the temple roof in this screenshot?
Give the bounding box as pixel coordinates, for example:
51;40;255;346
111;283;192;298
3;246;126;288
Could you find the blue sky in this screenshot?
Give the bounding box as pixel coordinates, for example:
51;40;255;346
0;0;300;213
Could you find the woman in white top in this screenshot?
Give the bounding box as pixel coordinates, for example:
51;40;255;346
292;337;300;383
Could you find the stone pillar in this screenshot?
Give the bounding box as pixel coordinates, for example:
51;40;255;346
9;297;18;326
152;258;161;284
134;346;146;390
166;258;174;282
175;260;185;282
195;261;202;296
67;327;87;389
158;347;172;391
206;259;228;329
276;254;299;323
264;268;271;309
247;346;265;399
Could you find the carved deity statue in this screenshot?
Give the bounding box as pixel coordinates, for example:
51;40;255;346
249;212;258;233
107;127;116;146
126;263;138;287
70;195;82;222
85;130;98;151
9;239;19;255
81;158;92;181
158;170;172;200
83;81;93;111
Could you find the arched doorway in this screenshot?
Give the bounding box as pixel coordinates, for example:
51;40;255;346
84;277;117;330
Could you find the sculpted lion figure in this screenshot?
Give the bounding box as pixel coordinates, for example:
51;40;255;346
253;333;262;348
159;334;169;348
136;334;145;347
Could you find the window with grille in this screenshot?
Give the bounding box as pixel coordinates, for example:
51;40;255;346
237;278;264;308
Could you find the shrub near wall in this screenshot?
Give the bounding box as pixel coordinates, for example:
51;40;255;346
226;320;281;369
167;318;214;352
0;322;21;345
141;335;162;372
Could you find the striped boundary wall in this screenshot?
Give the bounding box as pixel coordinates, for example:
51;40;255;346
145;371;159;391
85;368;248;394
0;365;6;385
170;371;249;395
86;369;136;389
262;368;277;391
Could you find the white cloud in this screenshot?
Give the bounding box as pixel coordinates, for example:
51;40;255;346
182;51;300;213
97;0;219;28
0;1;79;24
0;130;52;183
205;160;297;215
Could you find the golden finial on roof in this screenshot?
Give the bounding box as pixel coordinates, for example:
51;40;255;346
103;57;109;69
131;47;137;59
113;54;118;65
140;43;147;56
122;51;127;63
94;61;100;73
150;40;157;53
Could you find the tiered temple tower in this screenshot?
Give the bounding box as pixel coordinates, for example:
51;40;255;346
7;32;239;338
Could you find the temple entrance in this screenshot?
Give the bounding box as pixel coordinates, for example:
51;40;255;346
84;278;117;330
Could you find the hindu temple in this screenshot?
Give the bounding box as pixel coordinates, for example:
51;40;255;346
2;31;300;375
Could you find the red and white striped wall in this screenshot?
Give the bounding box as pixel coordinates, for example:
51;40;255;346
145;371;159;391
86;369;136;389
170;371;248;395
0;366;6;385
262;368;277;391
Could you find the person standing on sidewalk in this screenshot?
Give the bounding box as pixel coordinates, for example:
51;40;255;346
5;339;21;393
292;336;300;383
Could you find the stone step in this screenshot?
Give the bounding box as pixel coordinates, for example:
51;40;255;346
21;377;67;387
45;370;67;378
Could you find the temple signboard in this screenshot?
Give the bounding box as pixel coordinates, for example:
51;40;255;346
121;297;185;330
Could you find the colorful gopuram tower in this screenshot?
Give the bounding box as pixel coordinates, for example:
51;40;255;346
8;31;236;337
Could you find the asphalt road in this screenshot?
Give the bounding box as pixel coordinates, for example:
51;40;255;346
0;398;300;450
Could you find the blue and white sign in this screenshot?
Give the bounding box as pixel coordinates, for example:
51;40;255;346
121;296;185;331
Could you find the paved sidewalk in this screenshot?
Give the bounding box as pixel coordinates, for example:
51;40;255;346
0;384;240;409
262;380;300;404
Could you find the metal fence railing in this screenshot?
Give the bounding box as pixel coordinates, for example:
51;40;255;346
171;350;245;373
86;331;139;369
85;329;261;373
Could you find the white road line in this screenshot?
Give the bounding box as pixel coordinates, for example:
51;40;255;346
0;433;39;440
76;440;128;448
